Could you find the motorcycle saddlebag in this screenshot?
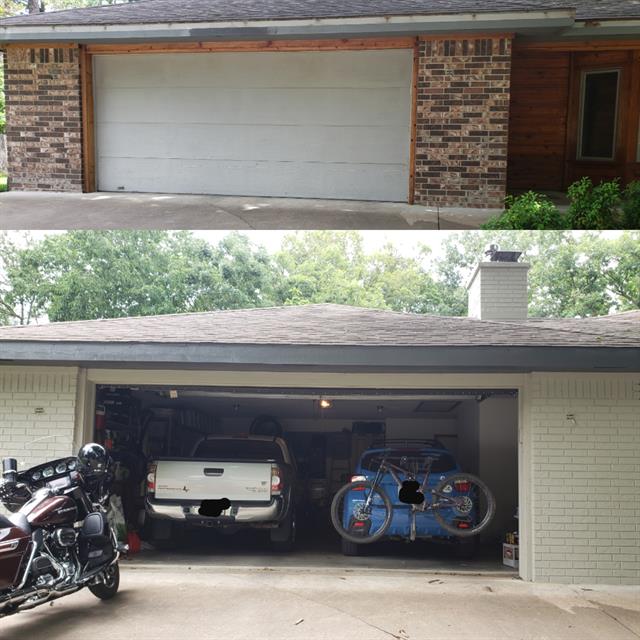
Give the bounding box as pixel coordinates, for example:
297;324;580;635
79;512;115;570
0;522;31;591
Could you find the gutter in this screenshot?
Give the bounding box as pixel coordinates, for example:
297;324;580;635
0;342;638;372
0;10;574;43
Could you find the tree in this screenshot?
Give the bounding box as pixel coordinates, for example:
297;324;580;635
274;231;459;314
0;231;638;326
0;231;281;324
438;231;640;317
0;233;49;325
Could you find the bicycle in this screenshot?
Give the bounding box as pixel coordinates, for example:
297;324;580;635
330;454;496;544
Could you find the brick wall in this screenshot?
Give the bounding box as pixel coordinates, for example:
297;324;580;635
3;46;83;191
414;37;512;208
530;374;640;585
0;368;78;471
467;262;530;321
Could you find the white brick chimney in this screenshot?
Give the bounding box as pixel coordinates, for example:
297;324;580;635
467;247;530;321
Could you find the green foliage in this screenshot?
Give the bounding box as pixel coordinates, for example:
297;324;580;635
441;230;640;318
621;181;640;230
274;231;456;315
481;192;568;230
566;177;622;230
0;231;638;326
0;231;279;324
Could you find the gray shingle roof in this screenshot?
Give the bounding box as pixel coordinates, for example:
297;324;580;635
1;0;639;27
0;304;637;348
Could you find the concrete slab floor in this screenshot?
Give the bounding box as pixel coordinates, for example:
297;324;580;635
126;527;514;576
2;568;638;640
0;191;499;230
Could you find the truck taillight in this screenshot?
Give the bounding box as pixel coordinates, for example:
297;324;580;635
147;463;157;494
351;475;367;490
271;464;283;493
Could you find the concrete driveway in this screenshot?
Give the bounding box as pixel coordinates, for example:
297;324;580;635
0;191;498;230
2;567;639;640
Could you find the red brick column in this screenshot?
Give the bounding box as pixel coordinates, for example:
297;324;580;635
3;46;83;191
414;37;512;209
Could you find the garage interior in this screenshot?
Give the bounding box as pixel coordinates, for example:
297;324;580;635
93;385;519;571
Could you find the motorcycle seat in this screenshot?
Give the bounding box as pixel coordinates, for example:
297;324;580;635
0;512;31;534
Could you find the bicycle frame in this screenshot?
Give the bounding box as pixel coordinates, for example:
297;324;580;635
362;454;465;541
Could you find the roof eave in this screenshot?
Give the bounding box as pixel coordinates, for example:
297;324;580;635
0;10;575;44
0;342;638;373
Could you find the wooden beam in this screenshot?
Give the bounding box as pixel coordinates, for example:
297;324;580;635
408;37;419;205
79;45;96;193
86;37;415;55
3;42;78;50
515;39;640;52
418;33;514;42
624;50;640;181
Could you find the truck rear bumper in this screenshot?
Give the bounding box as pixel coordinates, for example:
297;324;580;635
146;497;285;525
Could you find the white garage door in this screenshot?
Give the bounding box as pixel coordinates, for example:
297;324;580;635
94;50;412;201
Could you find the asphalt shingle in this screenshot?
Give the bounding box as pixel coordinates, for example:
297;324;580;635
1;0;639;27
0;304;637;348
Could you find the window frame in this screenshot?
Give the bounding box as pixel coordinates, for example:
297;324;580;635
576;67;621;162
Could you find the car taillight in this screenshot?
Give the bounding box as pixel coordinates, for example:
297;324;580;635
351;475;367;491
454;480;471;492
146;463;157;494
271;464;283;493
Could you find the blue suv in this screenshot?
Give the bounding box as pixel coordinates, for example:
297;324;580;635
338;440;480;557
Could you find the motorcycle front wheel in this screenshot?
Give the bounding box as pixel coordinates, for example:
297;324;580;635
89;562;120;600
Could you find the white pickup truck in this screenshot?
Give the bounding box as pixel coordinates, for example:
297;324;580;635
145;435;298;550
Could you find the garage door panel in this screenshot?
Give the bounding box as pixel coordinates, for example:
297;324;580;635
97;88;408;127
97;123;409;165
98;157;409;201
96;51;411;89
94;50;412;200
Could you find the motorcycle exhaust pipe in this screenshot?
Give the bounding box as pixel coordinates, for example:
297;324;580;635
17;585;80;612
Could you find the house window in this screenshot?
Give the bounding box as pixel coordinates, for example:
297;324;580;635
578;69;620;161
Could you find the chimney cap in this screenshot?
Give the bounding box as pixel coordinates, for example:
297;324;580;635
485;244;522;263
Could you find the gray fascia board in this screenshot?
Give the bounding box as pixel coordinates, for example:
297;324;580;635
0;342;638;372
0;16;575;44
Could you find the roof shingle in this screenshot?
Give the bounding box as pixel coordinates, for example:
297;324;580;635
0;304;637;348
1;0;639;27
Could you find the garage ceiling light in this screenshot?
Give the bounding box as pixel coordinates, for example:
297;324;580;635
319;399;333;409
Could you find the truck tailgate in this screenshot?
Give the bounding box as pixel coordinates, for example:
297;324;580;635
155;461;272;502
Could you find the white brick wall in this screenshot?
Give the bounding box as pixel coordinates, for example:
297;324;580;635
467;262;530;321
529;373;640;585
0;367;79;470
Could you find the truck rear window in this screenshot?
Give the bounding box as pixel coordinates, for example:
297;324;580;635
193;439;285;462
361;450;456;474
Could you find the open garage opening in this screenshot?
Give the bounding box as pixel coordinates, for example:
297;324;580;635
93;385;519;574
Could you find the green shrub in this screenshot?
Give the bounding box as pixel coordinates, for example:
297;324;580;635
621;180;640;229
481;191;568;230
566;177;621;229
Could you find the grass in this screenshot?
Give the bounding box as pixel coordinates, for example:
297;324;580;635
0;174;6;192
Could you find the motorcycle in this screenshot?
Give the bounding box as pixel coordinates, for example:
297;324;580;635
0;443;127;618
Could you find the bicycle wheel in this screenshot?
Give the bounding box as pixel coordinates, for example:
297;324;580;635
330;481;393;544
432;473;496;538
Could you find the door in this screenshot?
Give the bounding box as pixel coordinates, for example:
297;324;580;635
94;50;412;201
